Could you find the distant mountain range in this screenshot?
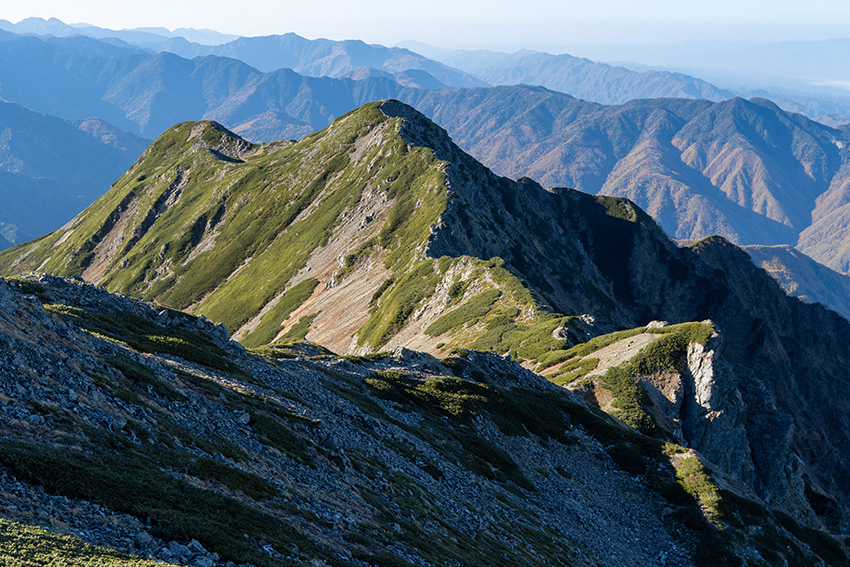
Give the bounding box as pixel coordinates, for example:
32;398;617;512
431;49;736;104
411;43;850;126
0;101;148;246
0;16;238;46
3;28;850;275
0;31;483;139
7;17;850;125
159;34;485;87
574;38;850;94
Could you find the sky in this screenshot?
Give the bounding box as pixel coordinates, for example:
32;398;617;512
4;0;850;49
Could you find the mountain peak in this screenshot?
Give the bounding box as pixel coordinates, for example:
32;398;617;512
380;99;456;161
140;120;258;166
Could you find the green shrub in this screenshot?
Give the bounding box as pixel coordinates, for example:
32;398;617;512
425;289;502;336
599;367;657;434
241;278;319;348
45;304;237;372
281;313;319;342
550;357;599;385
675;456;720;520
0;440;320;566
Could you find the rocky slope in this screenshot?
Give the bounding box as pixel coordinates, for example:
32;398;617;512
0;273;846;567
401;90;850;263
4;101;850;541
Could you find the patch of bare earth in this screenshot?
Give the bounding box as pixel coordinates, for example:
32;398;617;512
584;333;660;378
291;257;392;354
233;185;393;350
81;202;139;284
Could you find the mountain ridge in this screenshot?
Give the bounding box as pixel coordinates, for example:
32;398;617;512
4;102;850;537
2;28;849;274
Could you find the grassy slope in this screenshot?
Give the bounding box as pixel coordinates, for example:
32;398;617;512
0;518;175;567
0;103;597;357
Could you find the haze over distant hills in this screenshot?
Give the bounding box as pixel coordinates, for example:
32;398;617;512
430;49;736;104
0;101;147;246
0;16;238;46
400;40;850;126
6;16;850;125
572;39;850;93
159;34;486;88
4;27;850;275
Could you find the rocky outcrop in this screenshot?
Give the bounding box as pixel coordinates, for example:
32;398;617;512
638;335;757;496
680;340;754;485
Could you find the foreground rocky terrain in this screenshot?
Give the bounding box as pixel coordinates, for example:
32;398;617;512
0;273;847;566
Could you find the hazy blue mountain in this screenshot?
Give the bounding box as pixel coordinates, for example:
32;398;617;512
0;33;150;131
0;19;471;87
428;45;850;127
583;39;850;93
0;16;237;47
0;31;473;138
744;244;850;321
0;101;148;248
0;17;80;37
433;49;736;104
160;33;486;87
105;25;238;45
0;33;375;138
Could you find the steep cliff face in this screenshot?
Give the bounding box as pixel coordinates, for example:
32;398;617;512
679;339;754;487
687;237;850;532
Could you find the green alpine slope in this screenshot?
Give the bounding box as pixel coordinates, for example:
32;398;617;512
0;100;656;356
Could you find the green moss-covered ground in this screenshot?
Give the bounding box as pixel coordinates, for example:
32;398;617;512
0;519;176;567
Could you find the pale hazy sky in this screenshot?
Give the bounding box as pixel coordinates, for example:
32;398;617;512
4;0;850;48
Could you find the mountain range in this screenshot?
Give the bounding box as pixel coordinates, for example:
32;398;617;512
0;100;148;246
0;16;238;46
430;48;736;104
4;26;850;283
4;101;850;549
3;26;850;287
8;16;850;124
2;14;850;566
